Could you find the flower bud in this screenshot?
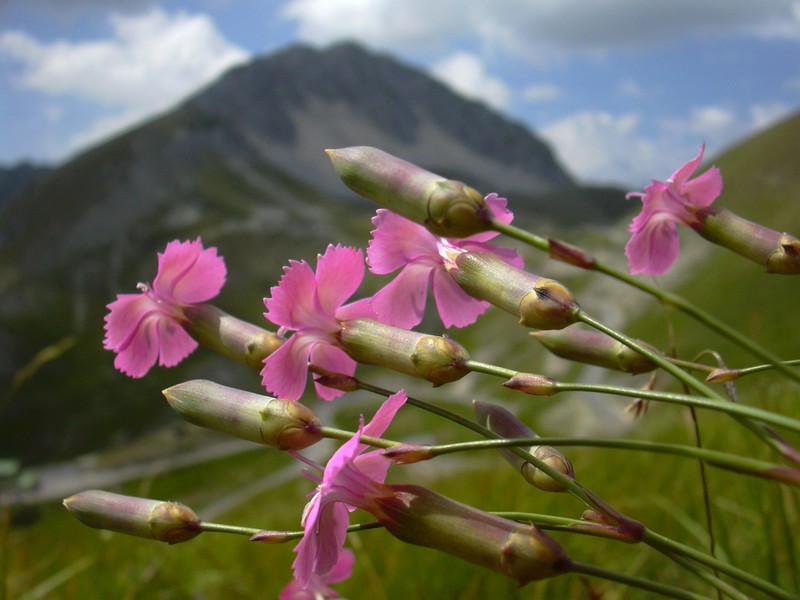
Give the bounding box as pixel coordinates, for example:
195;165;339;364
705;367;740;383
692;207;800;274
326;146;492;237
365;483;572;585
502;373;559;396
473;400;574;492
450;251;579;329
63;490;200;544
339;318;470;385
162;380;323;450
531;328;658;374
383;443;435;464
184;304;282;369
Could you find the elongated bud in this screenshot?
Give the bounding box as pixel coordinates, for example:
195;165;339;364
63;490;200;544
326;146;492;237
473;400;574;492
366;483;572;585
450;251;579;329
692;207;800;274
548;238;596;269
706;367;741;383
184;304;282;369
339;318;469;385
503;373;559;396
163;380;323;450
531;328;657;374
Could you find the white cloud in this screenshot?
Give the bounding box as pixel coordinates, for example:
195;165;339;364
1;9;248;108
431;52;510;110
748;101;793;129
522;83;561;102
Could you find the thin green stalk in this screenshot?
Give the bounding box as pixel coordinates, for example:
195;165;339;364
199;521;263;537
415;437;800;485
491;220;800;386
569;561;713;600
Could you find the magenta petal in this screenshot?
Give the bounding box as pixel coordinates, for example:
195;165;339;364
370;264;432;328
625;218;680;276
261;335;314;400
367;209;439;274
680;166;722;207
153;239;226;304
156;319;198;367
670;144;705;185
363;389;407;439
323;548;355;584
113;317;160;378
265;260;323;331
460;240;524;269
336;296;377;322
431;268;489;328
310;343;356;401
315;245;365;315
103;294;158;350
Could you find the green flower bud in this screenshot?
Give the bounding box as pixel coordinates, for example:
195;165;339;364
451;251;579;329
63;490;200;544
162;380;323;450
339;318;470;386
531;328;657;374
184;304;282;369
326;146;492;237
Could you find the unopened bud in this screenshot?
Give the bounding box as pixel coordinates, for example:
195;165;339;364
366;484;572;584
184;304;282;369
693;207;800;274
63;490;200;544
163;380;323;450
474;400;574;492
531;328;657;374
706;367;741;383
451;251;579;329
503;373;558;396
326;146;492;237
339;318;470;385
383;443;435;464
548;238;596;269
250;530;296;544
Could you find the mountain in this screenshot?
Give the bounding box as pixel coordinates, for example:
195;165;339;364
0;162;51;208
0;42;625;465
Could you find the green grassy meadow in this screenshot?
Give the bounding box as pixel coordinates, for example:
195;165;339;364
4;114;800;598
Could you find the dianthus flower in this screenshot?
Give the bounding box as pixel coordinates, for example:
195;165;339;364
625;144;722;275
367;193;523;328
279;549;354;600
262;244;376;401
290;390;407;587
103;238;226;377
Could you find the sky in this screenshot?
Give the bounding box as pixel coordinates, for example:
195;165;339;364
1;1;799;187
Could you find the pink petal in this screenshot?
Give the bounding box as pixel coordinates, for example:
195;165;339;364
310;343;357;401
103;293;158;350
363;389;407;439
625;217;680;276
153;239;226;304
112;317;161;378
431;268;490;328
315;245;365;315
323;549;355;584
156;318;198;367
336;296;377;322
459;240;524;269
370;264;432;328
265;260;325;331
669;144;705;186
680;166;722;208
261;334;315;400
367;209;439;274
462;193;514;243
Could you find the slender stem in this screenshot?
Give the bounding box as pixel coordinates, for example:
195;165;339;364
722;359;800;380
569;561;713;600
417;437;800;485
199;521;263;537
491;220;800;386
320;426;400;449
664;551;752;600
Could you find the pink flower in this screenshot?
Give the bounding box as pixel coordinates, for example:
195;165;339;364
625;144;723;275
291;390;407;588
279;549;354;600
262;244;376;401
103;238;226;378
367;193;523;328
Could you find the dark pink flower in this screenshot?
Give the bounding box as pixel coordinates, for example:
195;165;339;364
279;549;354;600
367;193;523;328
103;238;226;378
625;145;722;275
291;390;407;588
262;245;376;401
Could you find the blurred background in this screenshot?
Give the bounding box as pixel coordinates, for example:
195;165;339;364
2;2;799;598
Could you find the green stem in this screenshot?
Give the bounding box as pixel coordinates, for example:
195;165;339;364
199;521;263;537
569;561;713;600
491;220;800;386
320;426;399;449
420;437;800;485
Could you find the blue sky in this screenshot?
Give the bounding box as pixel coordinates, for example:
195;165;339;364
1;1;799;186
